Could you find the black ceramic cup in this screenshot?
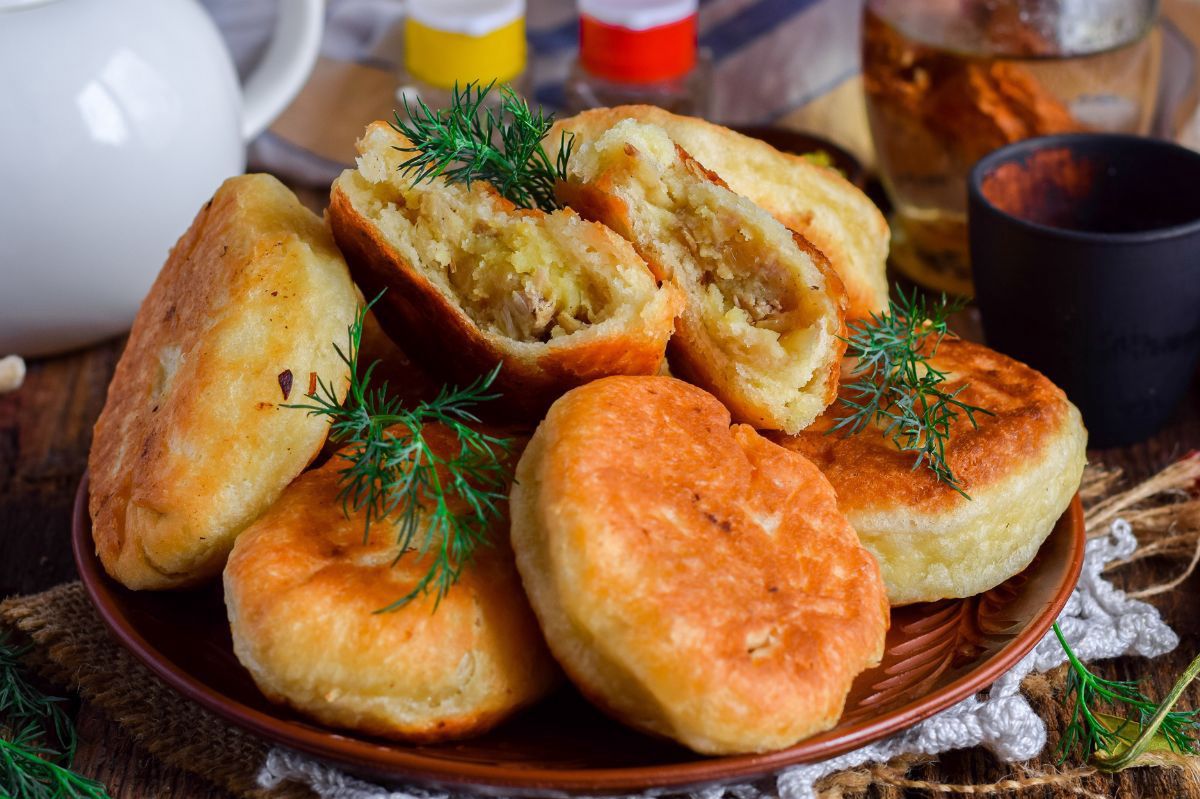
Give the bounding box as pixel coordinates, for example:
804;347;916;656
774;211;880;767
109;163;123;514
968;133;1200;449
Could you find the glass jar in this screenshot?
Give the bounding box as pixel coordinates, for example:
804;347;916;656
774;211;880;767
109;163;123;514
863;0;1162;296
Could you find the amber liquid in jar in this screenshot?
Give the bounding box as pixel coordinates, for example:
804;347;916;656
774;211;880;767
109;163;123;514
862;1;1160;296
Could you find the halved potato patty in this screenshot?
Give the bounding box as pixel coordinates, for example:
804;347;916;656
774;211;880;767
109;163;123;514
329;122;683;418
556;119;847;434
555;106;890;320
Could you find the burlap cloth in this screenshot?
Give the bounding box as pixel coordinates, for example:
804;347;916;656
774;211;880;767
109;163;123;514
3;456;1198;799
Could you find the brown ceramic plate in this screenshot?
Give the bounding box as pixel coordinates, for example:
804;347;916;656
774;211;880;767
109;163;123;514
73;476;1084;796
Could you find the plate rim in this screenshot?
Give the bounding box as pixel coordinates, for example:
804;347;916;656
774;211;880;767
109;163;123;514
72;474;1085;795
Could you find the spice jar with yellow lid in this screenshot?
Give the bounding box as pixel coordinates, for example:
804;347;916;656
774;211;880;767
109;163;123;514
400;0;529;109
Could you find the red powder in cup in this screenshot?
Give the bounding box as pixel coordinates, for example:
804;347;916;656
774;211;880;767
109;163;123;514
980;148;1098;229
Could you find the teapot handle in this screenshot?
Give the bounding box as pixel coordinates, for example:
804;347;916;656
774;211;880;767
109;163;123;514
240;0;325;141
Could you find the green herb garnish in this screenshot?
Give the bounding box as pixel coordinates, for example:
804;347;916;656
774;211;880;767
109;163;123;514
831;287;992;497
389;80;573;213
1;632;110;798
1054;622;1200;769
288;299;513;611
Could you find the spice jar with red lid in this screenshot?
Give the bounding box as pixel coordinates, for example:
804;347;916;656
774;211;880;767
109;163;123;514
563;0;712;116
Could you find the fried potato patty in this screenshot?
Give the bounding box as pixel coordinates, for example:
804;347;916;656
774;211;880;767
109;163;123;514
329;122;683;419
556;119;847;434
775;338;1087;605
89;174;358;590
510;376;889;755
553;107;889;319
224;427;558;741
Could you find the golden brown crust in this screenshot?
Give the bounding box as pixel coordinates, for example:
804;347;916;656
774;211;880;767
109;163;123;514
510;376;889;755
773;338;1087;604
777;338;1076;509
556;120;847;434
553;106;890;319
88;174;358;590
328;122;683;421
224;426;558;742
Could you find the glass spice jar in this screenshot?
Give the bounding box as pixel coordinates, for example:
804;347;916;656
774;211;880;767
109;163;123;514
398;0;531;112
563;0;712;117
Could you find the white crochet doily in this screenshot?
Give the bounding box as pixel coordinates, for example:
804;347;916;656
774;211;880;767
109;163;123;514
258;519;1178;799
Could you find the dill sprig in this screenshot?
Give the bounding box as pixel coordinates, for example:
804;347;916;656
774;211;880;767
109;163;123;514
1054;622;1200;769
1;729;109;799
390;80;573;213
1;633;109;798
831;287;992;498
287;299;513;612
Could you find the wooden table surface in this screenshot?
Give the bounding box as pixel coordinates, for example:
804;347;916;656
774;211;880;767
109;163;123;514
2;334;1198;798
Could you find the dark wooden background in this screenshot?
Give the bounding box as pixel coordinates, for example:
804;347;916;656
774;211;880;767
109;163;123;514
2;316;1198;796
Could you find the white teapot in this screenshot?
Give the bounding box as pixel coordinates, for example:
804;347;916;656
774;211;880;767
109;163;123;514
0;0;323;356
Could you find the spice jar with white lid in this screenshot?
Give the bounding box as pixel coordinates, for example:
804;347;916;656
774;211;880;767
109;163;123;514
399;0;529;110
563;0;712;116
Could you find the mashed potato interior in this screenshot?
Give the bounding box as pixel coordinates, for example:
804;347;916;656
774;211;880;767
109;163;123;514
348;130;636;343
574;122;832;403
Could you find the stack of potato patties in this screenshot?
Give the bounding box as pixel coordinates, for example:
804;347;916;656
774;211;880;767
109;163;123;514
88;106;1084;756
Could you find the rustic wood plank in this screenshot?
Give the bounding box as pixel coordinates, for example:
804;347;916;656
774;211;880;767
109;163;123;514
0;338;121;598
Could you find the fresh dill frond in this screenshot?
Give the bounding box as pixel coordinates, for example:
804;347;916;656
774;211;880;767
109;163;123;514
1054;622;1200;769
0;633;75;760
287;298;513;612
0;729;109;799
831;287;992;498
1;633;110;799
389;80;573;213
